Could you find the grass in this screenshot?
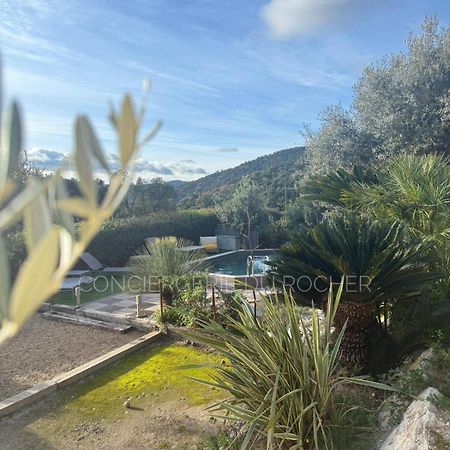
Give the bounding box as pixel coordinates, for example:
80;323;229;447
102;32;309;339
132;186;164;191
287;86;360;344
49;271;131;306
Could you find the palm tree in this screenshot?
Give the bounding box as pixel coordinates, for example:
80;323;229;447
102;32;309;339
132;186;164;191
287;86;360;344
303;154;450;246
130;237;208;304
271;212;438;371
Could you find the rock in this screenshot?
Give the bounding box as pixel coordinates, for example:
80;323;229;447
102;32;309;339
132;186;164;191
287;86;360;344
379;387;448;450
123;399;131;408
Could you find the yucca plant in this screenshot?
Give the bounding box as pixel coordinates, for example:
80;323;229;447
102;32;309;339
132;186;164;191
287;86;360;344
185;282;395;449
130;236;208;304
270;212;438;370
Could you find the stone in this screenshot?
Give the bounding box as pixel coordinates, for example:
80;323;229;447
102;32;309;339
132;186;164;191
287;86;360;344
379;387;447;450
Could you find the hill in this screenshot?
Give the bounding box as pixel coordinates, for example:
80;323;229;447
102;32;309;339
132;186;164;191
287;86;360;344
176;146;305;209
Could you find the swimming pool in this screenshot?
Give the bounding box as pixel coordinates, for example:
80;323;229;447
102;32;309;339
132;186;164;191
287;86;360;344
211;254;271;275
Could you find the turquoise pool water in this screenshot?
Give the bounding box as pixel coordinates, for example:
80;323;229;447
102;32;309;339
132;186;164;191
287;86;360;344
211;254;271;275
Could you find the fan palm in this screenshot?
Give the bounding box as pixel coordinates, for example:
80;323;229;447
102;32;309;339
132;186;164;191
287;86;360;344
271;212;438;370
303;154;450;246
130;236;208;304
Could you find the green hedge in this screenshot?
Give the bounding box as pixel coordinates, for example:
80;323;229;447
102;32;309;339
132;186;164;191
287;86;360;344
87;209;219;267
5;209;219;274
5;230;27;280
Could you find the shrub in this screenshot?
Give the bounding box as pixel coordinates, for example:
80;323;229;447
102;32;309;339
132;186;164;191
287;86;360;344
5;231;26;281
88;209;219;266
270;212;438;372
186;283;394;449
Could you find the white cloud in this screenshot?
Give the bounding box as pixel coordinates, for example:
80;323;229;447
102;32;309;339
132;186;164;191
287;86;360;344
27;148;207;180
261;0;374;38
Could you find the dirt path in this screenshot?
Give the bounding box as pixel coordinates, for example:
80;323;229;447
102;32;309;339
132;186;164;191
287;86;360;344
0;397;218;450
0;315;143;400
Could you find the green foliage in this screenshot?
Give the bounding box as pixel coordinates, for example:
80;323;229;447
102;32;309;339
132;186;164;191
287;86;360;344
304;154;450;247
305;18;450;177
116;176;177;217
177;147;304;210
88;209;219;266
4;230;26;281
272;212;435;304
198;431;242;450
130;236;208;305
216;177;268;249
0;58;158;341
271;212;439;370
186;284;395;449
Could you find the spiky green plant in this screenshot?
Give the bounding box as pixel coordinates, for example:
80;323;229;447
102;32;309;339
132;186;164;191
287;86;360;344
303;154;450;246
270;212;438;370
185;282;395;449
130;236;208;304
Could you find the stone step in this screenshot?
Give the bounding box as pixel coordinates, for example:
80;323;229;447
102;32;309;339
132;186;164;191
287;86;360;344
42;311;133;333
77;308;134;325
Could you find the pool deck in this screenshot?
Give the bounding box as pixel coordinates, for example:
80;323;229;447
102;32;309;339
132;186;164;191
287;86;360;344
78;292;160;321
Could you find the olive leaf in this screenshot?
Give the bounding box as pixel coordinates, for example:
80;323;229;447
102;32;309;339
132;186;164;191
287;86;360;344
118;95;137;167
0;57;160;343
23;181;52;251
8;226;60;330
77;115;110;174
74;115;97;204
0;102;22;190
0;233;10;319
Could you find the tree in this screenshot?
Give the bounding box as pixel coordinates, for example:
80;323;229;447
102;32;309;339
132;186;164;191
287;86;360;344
304;17;450;177
271;212;438;371
216;177;267;250
303;154;450;249
117;177;176;217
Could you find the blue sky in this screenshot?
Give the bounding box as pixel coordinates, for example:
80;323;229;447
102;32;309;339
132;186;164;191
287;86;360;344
1;0;449;180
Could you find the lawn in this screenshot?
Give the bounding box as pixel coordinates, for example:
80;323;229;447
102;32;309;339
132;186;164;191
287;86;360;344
49;271;132;306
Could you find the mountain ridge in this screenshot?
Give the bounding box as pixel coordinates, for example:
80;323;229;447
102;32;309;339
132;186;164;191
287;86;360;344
176;146;305;208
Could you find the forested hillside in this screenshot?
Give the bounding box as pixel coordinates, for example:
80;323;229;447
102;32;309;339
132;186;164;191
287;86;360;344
176;146;305;209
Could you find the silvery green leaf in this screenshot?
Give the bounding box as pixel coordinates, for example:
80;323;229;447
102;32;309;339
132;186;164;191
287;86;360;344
108;100;118;128
77;116;110;173
58;227;73;268
139;120;162;148
118;95;137;167
0;233;10;319
57;197;94;218
51;174;75;237
0;180;45;230
0;101;22;189
23;181;52;251
74;115;96;204
9;226;59;328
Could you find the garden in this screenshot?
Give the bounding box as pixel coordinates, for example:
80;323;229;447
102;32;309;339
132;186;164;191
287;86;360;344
0;15;449;450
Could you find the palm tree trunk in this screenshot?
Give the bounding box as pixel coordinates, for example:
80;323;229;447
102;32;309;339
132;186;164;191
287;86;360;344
325;297;376;370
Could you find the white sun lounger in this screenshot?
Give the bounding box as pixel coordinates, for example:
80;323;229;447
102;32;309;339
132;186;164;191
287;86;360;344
60;276;94;292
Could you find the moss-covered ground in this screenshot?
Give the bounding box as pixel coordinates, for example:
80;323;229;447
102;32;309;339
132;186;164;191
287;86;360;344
0;341;226;449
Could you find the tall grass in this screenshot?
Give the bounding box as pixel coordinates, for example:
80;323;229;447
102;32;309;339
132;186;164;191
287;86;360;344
186;281;395;449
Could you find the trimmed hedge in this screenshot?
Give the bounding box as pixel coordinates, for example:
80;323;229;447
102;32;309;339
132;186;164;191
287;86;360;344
87;209;219;266
5;230;27;280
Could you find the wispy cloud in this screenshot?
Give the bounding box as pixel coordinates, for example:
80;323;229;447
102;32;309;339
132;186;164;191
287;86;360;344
217;147;239;153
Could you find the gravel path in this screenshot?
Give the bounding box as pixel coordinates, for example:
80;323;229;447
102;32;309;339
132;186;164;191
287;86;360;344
0;315;143;400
